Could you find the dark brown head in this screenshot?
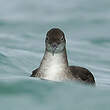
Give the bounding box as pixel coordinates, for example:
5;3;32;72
45;28;66;55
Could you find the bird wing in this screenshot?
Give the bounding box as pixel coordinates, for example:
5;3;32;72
30;68;39;77
69;66;95;85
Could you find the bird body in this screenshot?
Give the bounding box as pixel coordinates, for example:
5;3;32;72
31;28;95;85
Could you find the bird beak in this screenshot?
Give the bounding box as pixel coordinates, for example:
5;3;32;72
51;43;57;56
52;47;56;56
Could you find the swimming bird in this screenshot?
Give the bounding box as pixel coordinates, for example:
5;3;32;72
31;28;95;85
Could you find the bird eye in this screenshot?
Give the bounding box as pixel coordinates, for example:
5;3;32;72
60;36;64;41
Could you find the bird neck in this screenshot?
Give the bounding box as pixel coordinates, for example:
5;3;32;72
40;47;68;69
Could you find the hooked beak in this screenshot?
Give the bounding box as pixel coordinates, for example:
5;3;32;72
51;43;57;56
52;47;57;56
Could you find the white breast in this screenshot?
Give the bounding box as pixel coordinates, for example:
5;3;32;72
39;52;68;81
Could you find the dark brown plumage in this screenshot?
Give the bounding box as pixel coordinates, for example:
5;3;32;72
69;66;95;85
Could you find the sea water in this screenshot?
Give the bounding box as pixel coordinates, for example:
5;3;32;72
0;0;110;110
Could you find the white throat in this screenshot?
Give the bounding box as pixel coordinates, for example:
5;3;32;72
39;50;68;81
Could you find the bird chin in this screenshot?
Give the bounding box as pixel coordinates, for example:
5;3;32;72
51;49;63;56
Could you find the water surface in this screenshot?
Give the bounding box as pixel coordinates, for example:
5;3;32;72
0;0;110;110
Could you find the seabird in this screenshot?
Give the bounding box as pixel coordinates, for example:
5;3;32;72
31;28;95;85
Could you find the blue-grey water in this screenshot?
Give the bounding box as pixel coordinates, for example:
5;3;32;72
0;0;110;110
